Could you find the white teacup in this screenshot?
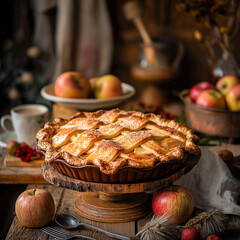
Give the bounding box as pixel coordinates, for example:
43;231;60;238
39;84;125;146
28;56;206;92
1;104;49;146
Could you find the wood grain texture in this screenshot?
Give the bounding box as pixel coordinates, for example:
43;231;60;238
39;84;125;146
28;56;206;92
3;141;240;238
5;183;240;239
74;192;152;222
6;184;136;240
52;104;79;120
4;154;44;167
0;159;47;184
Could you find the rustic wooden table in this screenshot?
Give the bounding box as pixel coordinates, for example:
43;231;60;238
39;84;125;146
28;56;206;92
1;102;240;240
5;182;240;240
0;157;47;184
6;184;143;240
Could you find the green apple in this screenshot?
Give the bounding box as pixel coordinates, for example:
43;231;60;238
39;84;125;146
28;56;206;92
7;140;20;155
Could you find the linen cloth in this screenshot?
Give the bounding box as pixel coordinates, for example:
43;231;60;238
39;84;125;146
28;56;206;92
30;0;113;81
175;146;240;215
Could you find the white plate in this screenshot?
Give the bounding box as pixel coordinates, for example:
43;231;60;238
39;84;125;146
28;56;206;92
41;83;136;110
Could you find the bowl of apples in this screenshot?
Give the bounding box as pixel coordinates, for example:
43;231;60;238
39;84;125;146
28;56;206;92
180;75;240;138
41;72;136;110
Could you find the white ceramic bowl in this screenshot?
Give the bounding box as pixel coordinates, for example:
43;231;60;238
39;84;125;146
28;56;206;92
41;83;136;110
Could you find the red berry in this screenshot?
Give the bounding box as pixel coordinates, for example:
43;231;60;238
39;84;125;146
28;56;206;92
181;227;201;240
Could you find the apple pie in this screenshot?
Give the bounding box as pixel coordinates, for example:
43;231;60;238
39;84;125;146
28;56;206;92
36;109;201;183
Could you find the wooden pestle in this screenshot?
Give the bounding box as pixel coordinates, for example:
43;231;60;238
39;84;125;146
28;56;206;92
123;1;156;64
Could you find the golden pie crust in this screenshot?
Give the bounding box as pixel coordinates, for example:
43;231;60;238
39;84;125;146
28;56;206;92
36;109;201;182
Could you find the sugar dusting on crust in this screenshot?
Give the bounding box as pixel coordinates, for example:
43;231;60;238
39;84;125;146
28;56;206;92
36;108;201;175
60;118;103;130
86;140;123;162
115;116;149;130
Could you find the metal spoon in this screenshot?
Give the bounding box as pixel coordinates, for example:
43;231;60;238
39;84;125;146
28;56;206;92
55;214;132;240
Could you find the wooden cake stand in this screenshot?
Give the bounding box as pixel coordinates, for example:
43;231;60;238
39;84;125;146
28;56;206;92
42;157;198;223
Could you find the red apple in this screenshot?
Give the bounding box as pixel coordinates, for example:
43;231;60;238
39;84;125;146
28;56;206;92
216;75;239;96
54;71;90;98
196;89;226;109
226;84;240;110
15;189;55;228
94;74;122;99
190;82;215;102
152;185;194;224
7;140;20;155
206;235;222;240
181;227;201;240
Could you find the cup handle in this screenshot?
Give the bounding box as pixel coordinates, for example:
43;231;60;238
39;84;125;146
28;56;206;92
1;115;13;132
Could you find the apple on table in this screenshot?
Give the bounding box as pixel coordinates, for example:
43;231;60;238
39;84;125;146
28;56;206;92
7;140;20;155
152;185;194;224
181;227;201;240
15;189;55;228
195;89;226;109
54;71;91;98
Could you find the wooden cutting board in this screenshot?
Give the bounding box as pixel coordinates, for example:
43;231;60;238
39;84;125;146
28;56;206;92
4;154;44;167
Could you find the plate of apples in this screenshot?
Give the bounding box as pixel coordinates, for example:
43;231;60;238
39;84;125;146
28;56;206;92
41;72;136;110
180;75;240;138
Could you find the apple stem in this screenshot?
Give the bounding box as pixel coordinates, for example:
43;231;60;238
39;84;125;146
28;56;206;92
33;189;36;195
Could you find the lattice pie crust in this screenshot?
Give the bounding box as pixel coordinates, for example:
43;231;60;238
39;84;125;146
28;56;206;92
36;109;201;175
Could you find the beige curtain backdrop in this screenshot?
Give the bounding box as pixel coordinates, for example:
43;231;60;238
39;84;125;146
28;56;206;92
31;0;113;81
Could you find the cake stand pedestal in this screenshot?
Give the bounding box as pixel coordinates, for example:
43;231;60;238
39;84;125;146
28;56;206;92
42;157;197;223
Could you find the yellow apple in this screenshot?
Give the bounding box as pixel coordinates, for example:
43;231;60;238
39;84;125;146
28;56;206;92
226;84;240;110
216;75;239;96
94;74;122;99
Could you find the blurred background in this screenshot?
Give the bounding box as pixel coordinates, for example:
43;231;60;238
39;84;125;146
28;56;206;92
0;0;240;116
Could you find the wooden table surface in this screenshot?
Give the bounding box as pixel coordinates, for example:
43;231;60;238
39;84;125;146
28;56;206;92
0;156;47;184
4;143;240;240
5;183;240;240
6;184;143;240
